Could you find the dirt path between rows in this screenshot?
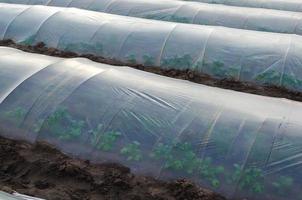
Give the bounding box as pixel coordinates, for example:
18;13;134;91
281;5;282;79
0;136;227;200
1;40;302;102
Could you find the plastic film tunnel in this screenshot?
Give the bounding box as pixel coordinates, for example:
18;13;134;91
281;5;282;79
180;0;302;13
3;0;302;36
2;0;302;13
1;47;302;200
1;3;302;92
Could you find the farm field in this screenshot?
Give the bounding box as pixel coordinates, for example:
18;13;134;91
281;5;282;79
0;1;302;200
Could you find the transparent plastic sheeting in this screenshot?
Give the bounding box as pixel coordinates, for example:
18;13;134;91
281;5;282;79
0;191;44;200
1;47;302;200
2;4;302;93
180;0;302;12
2;0;302;13
2;0;302;36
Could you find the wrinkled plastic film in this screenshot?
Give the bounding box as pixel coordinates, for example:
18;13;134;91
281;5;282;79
3;6;61;43
0;4;28;39
2;0;302;36
0;51;61;103
1;48;302;199
181;0;302;12
2;4;302;91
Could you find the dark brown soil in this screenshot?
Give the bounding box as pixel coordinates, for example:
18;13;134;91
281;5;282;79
0;135;227;200
1;39;302;102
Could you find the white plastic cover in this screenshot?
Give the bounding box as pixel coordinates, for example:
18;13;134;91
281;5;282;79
0;191;44;200
2;0;302;35
0;47;302;200
180;0;302;12
1;3;302;92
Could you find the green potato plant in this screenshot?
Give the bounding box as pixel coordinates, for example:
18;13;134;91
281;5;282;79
143;55;155;66
3;107;26;126
150;142;171;160
64;42;104;54
281;73;302;89
144;13;190;23
256;69;302;89
43;107;84;141
170;15;191;23
198;157;224;188
165;142;200;173
162;54;193;69
230;164;264;194
256;70;281;85
151;142;199;172
127;54;137;64
91;124;122;151
21;35;36;45
120;141;142;161
203;60;239;78
151;141;224;188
